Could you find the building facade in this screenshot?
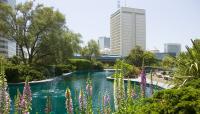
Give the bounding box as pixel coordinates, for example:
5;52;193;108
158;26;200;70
164;43;181;55
155;52;176;60
110;7;146;57
0;0;16;58
98;37;110;55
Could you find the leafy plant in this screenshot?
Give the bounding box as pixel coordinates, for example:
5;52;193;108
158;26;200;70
175;39;200;86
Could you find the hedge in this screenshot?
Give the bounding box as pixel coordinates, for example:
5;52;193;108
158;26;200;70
69;59;103;71
5;65;44;83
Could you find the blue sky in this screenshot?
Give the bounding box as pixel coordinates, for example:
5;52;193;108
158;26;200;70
17;0;200;52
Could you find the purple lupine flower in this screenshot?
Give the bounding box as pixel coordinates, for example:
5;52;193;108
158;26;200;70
19;95;25;109
65;88;73;114
0;72;10;113
0;88;10;113
5;92;10;112
103;94;111;114
21;80;32;113
103;95;110;106
131;89;136;98
79;89;86;112
86;81;92;96
140;69;146;97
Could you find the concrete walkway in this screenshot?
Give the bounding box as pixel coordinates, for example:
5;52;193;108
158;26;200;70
106;76;174;89
8;72;73;85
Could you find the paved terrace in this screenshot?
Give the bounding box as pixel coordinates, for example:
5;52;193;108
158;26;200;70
106;74;174;89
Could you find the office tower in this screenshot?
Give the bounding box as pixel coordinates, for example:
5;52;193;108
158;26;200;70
110;7;146;56
98;37;111;55
164;43;181;55
0;0;16;58
98;36;110;50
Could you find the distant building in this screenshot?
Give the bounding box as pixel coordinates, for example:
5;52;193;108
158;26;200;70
150;49;160;53
164;43;181;55
155;52;176;60
110;7;146;57
98;37;111;55
0;0;16;58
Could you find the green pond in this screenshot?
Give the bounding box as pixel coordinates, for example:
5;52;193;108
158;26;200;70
8;71;160;114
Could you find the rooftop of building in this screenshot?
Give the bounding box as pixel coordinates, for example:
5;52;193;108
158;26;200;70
111;7;145;18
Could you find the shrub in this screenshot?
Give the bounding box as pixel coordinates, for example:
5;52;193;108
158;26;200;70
116;87;200;114
5;66;20;83
91;60;104;70
113;60;140;78
141;87;200;114
69;59;92;70
5;65;44;83
183;79;200;89
69;59;103;70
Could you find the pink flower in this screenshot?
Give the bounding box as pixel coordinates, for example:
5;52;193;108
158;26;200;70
103;95;110;106
0;72;10;113
140;69;146;97
65;88;73;114
131;89;136;98
20;80;32;113
86;81;92;96
79;89;86;112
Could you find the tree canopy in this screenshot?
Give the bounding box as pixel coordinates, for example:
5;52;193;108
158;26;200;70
125;46;157;67
80;39;100;60
0;1;81;65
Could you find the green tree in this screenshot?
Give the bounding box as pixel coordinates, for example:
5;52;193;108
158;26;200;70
87;39;100;60
0;1;66;65
162;55;175;69
36;30;82;65
80;46;89;58
114;60;140;78
81;39;100;60
125;46;157;67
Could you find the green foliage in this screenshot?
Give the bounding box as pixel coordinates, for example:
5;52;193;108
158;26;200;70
37;30;82;65
14;89;21;114
91;59;104;70
5;65;44;83
175;39;200;86
115;87;200;114
69;59;92;70
162;55;175;69
114;60;140;78
0;1;81;65
8;56;22;65
125;46;157;67
141;87;200;114
69;59;103;71
51;64;75;76
80;39;100;60
183;79;200;89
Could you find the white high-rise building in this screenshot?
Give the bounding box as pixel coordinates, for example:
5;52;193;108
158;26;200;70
164;43;181;55
110;7;146;57
0;0;16;58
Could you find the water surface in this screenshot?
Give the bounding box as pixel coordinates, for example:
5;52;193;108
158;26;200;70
8;71;157;114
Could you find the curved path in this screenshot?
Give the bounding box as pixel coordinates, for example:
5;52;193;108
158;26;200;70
8;72;72;85
106;76;174;89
